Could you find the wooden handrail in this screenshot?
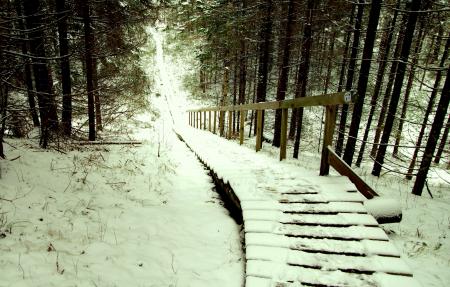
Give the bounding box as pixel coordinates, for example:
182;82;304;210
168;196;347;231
187;91;353;112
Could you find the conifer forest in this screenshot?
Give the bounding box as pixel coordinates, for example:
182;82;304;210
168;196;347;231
0;0;449;286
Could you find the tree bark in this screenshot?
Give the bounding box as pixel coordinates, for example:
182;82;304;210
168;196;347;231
56;0;73;136
405;34;449;179
335;0;364;156
82;0;96;141
434;114;449;164
372;0;422;176
273;0;295;147
412;65;450;195
343;0;382;166
293;0;314;159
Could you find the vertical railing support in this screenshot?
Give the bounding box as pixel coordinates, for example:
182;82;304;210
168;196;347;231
256;109;263;152
228;111;233;139
280;108;288;161
219;111;225;136
208;111;212;131
213;111;217;134
203;111;206;130
239;110;245;145
320;106;337;175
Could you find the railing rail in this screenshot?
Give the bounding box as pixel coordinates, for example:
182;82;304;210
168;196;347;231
186;91;400;221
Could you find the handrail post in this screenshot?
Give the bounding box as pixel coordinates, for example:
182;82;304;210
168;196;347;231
203;111;206;130
320;105;337;175
280;108;288;160
256;109;263;152
208;110;212;131
239;110;245;145
213;111;217;134
197;112;200;128
228;110;232;139
200;111;203;129
219;111;225;137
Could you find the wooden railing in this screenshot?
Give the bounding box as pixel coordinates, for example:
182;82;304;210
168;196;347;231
186;91;383;201
187;92;358;177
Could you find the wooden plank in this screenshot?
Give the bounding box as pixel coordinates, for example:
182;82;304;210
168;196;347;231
228;110;233;139
213;111;217;134
245;233;401;257
244;220;389;240
280;108;288;161
203;111;206;129
208;110;211;131
240;201;368;213
246;260;420;287
278;192;365;203
219;111;225;136
320;106;336;175
239;110;246;145
243;210;378;226
246;246;412;275
328;146;378;199
187;91;353;113
256;110;263;152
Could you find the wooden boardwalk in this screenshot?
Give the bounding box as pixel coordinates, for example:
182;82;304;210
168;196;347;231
176;125;419;287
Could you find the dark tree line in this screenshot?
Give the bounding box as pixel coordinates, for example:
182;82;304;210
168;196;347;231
0;0;157;151
172;0;449;196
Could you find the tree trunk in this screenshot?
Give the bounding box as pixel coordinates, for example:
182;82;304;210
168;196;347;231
337;5;355;93
405;34;449;179
56;0;72;136
370;4;408;158
254;0;273;144
23;0;59;148
412;65;450;195
220;57;230;137
273;0;295;147
15;1;40;127
82;0;96;141
343;0;382;166
237;0;247;132
355;3;399;167
392;23;425;158
293;0;314;159
93;57;102;132
372;0;422;177
0;85;7;159
434;114;449;164
336;0;364;156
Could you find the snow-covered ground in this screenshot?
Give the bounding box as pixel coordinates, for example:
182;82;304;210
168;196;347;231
0;29;244;287
1;27;449;287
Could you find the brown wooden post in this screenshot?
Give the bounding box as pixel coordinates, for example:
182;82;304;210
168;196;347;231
228;110;233;139
213;111;217;134
200;111;203;129
256;109;263;151
197;112;200;128
203;111;206;129
193;112;196;128
219;111;225;136
239;110;246;145
320;105;337;175
208;110;212;131
280;108;288;160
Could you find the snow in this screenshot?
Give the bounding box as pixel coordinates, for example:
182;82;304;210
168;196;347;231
0;28;244;286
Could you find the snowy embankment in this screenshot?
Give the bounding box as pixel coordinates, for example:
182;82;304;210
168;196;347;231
0;29;244;286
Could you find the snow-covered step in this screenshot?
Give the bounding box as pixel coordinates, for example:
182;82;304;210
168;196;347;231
246;245;411;275
245;220;389;240
278;191;365;203
243;210;378;226
246;260;420;287
241;201;368;214
245;233;401;257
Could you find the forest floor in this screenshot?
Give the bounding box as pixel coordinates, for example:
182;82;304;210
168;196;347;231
1;28;449;287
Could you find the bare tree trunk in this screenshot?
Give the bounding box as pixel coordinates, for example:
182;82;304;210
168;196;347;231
343;0;382;166
273;0;295;147
24;0;59;148
434;115;449;164
372;0;422;176
82;0;96;141
355;3;399;167
405;34;449;179
412;65;450;195
336;0;364;156
0;85;7;159
56;0;72;136
392;23;425;158
93;57;102;132
293;0;315;159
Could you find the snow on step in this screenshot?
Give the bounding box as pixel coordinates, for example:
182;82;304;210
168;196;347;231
246;245;411;275
245;233;400;257
243;210;378;226
241;201;368;214
278;191;365;203
246;260;420;287
245;220;389;241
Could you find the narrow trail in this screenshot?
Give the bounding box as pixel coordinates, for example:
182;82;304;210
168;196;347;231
147;28;245;286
